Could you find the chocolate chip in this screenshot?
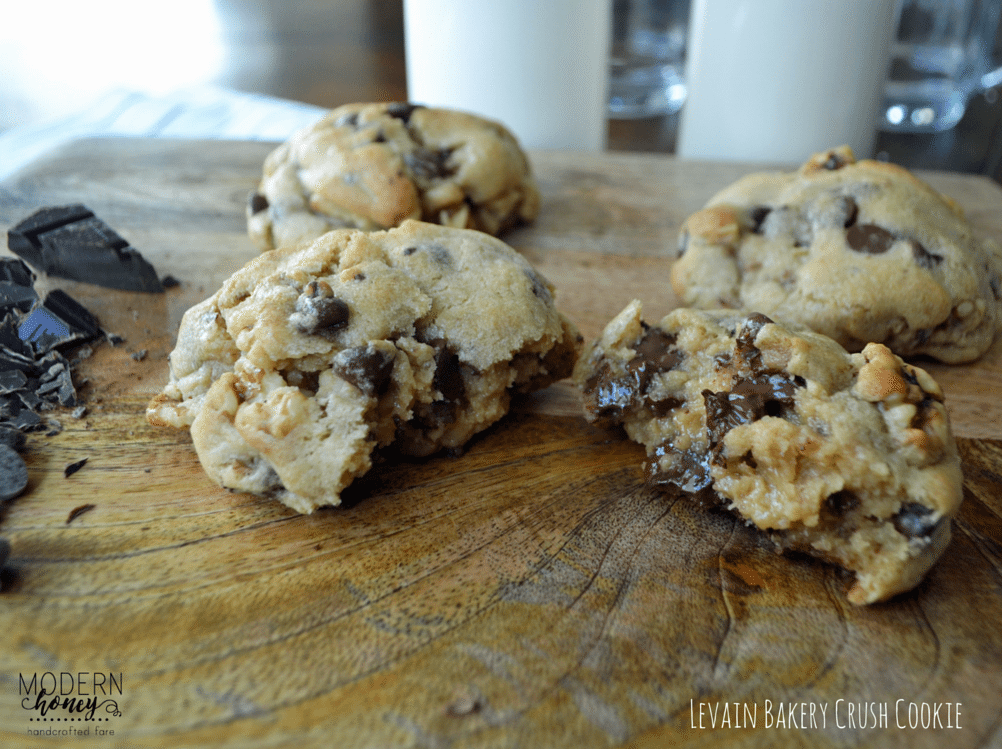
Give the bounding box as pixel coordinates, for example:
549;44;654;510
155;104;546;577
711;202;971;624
432;342;466;403
249;192;269;215
333;346;395;397
824;490;860;516
846;223;896;254
8;204;165;292
749;206;771;234
525;269;552;302
911;240;943;270
403;246;417;256
892;503;939;539
0;445;28;501
0;258;38;315
373;131;386;143
404;147;455;180
821;151;849;170
386;102;423;123
335;112;360;128
291;281;350;336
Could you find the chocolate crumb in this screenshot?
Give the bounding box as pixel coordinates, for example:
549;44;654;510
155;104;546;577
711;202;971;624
131;349;148;362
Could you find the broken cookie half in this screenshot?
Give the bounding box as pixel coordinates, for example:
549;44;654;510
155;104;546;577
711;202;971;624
148;220;581;513
574;302;963;604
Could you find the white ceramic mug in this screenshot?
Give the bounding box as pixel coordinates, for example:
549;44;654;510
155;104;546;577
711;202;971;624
677;0;899;163
404;0;612;150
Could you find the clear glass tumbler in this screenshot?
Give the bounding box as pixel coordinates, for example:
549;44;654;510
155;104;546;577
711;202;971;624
883;0;1002;132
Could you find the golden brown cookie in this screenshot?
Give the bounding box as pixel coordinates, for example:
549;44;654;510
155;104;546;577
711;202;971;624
671;146;1002;362
575;302;963;604
149;220;580;513
247;102;540;251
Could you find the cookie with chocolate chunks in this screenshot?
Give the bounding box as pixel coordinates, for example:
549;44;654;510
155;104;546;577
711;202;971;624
148;220;580;514
574;303;963;604
671;146;1002;363
247;102;540;251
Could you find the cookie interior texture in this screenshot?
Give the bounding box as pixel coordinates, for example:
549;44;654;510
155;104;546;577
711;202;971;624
575;302;963;604
671;145;1002;363
247;102;540;251
148;220;581;513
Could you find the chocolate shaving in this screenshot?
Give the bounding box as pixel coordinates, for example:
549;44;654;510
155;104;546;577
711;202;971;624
64;458;88;478
66;503;95;524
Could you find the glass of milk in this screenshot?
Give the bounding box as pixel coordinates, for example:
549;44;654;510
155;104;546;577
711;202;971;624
403;0;612;151
677;0;899;163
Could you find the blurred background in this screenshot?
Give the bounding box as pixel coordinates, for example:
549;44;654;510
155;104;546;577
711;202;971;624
0;0;1000;182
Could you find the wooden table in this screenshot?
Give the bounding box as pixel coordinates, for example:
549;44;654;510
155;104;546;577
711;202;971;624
1;139;1000;748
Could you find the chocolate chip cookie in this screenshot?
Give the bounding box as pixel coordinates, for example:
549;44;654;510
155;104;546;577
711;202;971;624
247;102;540;251
575;302;963;604
671;146;1002;363
148;220;581;514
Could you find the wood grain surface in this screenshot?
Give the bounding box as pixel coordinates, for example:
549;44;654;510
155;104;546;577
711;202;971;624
0;139;1000;748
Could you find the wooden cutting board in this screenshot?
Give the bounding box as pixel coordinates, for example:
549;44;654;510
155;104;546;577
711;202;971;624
0;139;1000;748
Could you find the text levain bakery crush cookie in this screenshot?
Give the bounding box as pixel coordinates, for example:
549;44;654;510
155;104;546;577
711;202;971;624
247;102;540;252
671;146;1002;363
574;302;963;604
147;220;581;514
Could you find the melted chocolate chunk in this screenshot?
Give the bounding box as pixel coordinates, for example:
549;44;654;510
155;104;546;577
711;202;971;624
911;240;943;270
846;223;896;254
892;503;939;539
386;102;423;123
333;346;395;397
249;192;269;215
734;313;773;370
404;147;455;180
292;281;350;336
583;327;684;425
750;206;771;234
703;372;800;462
645;443;713;493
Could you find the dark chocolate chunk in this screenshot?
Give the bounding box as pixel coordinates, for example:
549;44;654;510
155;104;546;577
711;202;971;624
582;327;684;425
749;206;771;234
404;147;455;180
0;444;28;502
734;312;773;370
911;240;943;270
821;151;849;170
525;269;552;302
16;289;103;354
892;503;939;539
66;503;96;524
292;281;350;336
161;274;181;289
0;258;38;315
645;443;713;493
64;458;88;478
0;369;27;395
846;223;896;254
0;425;25;452
386;102;424;123
432;342;466;403
249;192;269;215
824;490;860;516
333;346;395;397
9;204;164;292
703;372;800;462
